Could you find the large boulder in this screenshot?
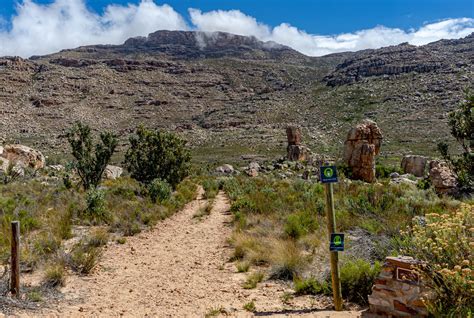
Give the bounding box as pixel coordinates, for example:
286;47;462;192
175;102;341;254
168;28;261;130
429;160;458;195
401;155;427;177
0;144;45;170
343;120;383;183
104;165;123;180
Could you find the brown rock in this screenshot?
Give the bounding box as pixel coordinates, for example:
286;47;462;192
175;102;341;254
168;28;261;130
428;160;458;195
286;126;302;145
1;144;45;170
287;145;309;161
343;119;383;183
401;155;428;177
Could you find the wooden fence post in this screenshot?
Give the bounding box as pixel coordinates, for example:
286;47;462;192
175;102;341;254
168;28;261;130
10;221;20;297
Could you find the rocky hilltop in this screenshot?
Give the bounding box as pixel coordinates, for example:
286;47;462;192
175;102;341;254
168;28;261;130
0;31;472;163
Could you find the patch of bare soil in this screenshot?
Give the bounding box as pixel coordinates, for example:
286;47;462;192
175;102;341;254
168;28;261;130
12;189;361;317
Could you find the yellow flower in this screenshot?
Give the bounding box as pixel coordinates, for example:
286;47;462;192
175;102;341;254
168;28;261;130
462;260;470;266
454;265;462;272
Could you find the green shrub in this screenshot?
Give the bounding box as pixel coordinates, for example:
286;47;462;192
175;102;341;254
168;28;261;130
68;241;102;275
84;188;109;224
67;121;117;190
148;178;172;203
43;263;66;288
284;211;318;239
437;91;473;194
375;163;402;179
87;228;109;247
236;261;250;273
399;204;473;317
243;301;256;312
124;125;191;187
339;259;381;305
294;277;330;295
202;178;219;199
243;271;264;289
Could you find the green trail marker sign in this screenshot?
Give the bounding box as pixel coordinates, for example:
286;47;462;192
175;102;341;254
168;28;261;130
320;166;338;183
320;164;343;310
330;233;345;252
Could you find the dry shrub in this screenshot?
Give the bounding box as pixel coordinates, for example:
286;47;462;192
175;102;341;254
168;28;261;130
400;203;473;316
269;239;310;280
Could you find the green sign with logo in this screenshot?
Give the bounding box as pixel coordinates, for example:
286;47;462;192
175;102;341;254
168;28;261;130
320;166;338;183
330;233;344;251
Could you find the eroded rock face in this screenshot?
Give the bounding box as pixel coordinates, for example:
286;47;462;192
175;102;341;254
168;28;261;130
286;126;309;161
1;144;45;170
105;165;123;180
343;120;383;183
401;155;427;177
429;160;458;195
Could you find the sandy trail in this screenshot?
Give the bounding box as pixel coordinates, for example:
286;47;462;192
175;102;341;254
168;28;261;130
15;189;361;318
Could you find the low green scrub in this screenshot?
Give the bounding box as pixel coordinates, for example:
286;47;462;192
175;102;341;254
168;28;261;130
339;259;381;305
243;271;264;289
294;277;330;295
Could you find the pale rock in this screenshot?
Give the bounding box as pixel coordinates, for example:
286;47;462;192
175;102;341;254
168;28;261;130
215;164;234;174
1;144;45;169
104;165;123;180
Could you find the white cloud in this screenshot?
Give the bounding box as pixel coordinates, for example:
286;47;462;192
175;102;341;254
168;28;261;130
189;9;474;56
0;1;473;58
0;0;187;57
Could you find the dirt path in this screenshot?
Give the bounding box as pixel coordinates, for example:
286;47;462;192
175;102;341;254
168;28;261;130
15;189;361;317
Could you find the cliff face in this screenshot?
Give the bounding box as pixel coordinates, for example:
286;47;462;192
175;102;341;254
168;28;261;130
0;31;473;162
324;34;474;86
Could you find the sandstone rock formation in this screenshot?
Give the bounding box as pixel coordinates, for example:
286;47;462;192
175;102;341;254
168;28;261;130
286;126;309;161
105;165;123;180
343;120;383;183
0;144;45;170
428;160;459;195
401;155;427;177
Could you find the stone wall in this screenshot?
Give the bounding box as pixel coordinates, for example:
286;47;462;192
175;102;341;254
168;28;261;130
366;256;428;317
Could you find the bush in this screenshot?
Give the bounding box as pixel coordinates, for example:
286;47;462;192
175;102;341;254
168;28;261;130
67;122;117;190
87;228;109;247
68;241;102;274
148;178;172;203
399;203;473;316
43;263;66;288
124;125;191;187
375;163;402;179
284;211;318;239
236;261;250;273
270;240;309;280
437;92;473;194
202;178;219;199
84;188;109;224
243;271;264;289
294;277;330;295
339;259;381;305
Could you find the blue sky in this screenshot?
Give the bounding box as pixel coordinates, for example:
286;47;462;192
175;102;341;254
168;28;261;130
1;0;472;34
0;0;473;57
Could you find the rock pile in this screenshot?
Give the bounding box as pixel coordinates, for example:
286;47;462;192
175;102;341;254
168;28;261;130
428;160;459;195
401;155;427;177
286;126;309;162
367;256;429;317
343;120;383;183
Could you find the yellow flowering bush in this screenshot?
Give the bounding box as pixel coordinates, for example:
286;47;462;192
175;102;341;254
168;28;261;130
400;203;473;316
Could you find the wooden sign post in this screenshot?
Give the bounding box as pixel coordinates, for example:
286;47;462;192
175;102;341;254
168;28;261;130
320;166;343;311
11;221;20;297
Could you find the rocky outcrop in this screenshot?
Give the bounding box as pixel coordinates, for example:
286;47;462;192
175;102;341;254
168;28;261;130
0;145;45;170
286;126;309;161
104;165;123;180
401;155;428;177
343;120;383;183
215;164;235;175
428;160;458;195
367;256;429;317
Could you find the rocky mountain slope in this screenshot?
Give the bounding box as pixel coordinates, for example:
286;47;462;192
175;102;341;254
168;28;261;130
0;31;472;164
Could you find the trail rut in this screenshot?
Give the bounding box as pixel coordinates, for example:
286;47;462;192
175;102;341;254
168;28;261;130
16;189;361;317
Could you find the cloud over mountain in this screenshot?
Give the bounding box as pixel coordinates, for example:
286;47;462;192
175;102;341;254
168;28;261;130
1;0;473;58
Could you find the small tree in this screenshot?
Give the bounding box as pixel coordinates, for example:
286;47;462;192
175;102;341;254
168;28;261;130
437;91;474;192
124;125;191;188
67;122;117;190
